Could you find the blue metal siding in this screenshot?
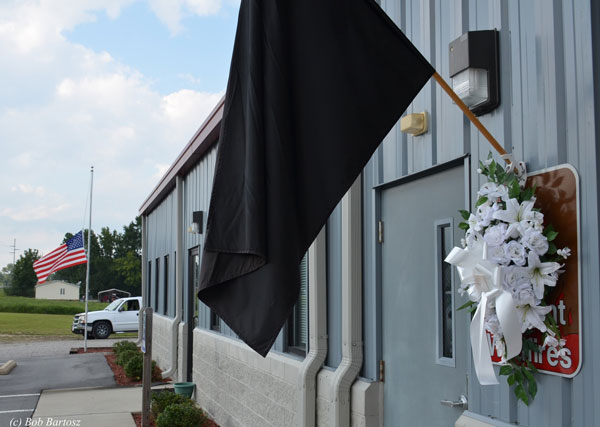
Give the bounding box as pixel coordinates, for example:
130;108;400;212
326;203;343;368
182;145;217;332
366;0;600;425
146;191;176;317
142;0;600;421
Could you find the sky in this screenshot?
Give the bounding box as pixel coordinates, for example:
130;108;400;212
0;0;240;268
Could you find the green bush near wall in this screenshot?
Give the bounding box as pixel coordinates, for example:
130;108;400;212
112;340;139;355
156;403;208;427
116;349;139;366
151;390;194;421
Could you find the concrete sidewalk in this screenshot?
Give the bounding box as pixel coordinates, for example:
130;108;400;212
32;386;142;427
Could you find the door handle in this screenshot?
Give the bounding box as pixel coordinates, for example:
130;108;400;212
440;394;468;409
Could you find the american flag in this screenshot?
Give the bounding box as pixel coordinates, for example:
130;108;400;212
33;231;88;283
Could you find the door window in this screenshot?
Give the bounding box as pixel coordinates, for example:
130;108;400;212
436;220;455;366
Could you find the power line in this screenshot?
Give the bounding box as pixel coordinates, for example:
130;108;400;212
9;238;19;264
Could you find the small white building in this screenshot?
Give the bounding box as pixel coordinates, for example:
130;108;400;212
35;280;80;300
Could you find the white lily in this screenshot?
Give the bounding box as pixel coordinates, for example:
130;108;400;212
516;303;553;333
524;252;561;299
478;182;509;202
493;198;536;237
467;213;481;232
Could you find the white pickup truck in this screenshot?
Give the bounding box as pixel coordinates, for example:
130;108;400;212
72;296;142;339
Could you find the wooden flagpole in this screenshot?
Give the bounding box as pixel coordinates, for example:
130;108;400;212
432;72;509;162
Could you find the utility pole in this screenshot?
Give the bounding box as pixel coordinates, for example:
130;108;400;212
9;238;19;264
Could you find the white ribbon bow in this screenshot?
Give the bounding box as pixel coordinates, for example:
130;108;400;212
445;241;522;385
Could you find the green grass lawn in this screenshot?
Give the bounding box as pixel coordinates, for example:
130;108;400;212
0;312;75;336
0;312;139;341
0;295;138;341
0;294;108;315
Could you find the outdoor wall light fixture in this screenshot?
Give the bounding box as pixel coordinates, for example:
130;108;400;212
188;210;203;234
449;29;500;116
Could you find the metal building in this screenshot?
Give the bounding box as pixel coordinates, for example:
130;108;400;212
140;1;600;425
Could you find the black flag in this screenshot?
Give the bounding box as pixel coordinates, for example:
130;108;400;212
199;0;434;356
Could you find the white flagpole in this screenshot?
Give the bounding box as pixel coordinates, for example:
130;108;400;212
84;166;94;351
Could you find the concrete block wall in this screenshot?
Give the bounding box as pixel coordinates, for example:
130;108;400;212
152;313;172;376
192;329;302;427
316;369;382;427
152;323;382;426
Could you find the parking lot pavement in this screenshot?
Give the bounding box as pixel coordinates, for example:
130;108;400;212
0;353;116;427
1;337;136;360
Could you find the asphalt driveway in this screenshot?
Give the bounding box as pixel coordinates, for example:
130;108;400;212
0;347;117;427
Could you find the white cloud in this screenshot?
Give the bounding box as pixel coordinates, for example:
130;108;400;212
10;184;46;196
162;89;223;130
1;204;71;222
0;0;225;267
148;0;222;34
178;73;203;85
153;163;171;179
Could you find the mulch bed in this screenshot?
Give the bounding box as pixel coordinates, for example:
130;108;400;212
72;347;113;354
105;353;144;386
74;347;219;426
72;347;168;386
132;412;155;427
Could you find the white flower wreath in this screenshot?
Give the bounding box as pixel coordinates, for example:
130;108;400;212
446;153;570;405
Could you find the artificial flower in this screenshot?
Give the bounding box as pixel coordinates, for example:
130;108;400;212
483;223;508;247
505;240;527;266
521;228;549;256
543;334;559;349
493;198;535;237
524;252;561;299
557;247;571;259
516;303;553;333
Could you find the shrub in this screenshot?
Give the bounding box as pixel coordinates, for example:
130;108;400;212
151;390;193;420
123;353;160;381
124;353;144;379
112;340;138;355
156;403;208;427
116;349;138;366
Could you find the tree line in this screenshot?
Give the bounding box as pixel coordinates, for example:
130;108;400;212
1;217;141;299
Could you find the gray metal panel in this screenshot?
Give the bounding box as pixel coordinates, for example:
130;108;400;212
146;190;176;317
369;0;600;425
326;203;343;368
182;145;218;331
180;144;286;351
361;162;381;381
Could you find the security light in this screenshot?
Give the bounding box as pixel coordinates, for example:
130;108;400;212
449;30;500;116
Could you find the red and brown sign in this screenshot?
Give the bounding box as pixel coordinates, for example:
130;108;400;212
490;164;581;377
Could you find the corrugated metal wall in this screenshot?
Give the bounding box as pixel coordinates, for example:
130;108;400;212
146;191;176;317
181;144;289;350
365;0;600;425
143;0;600;422
181;145;217;331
